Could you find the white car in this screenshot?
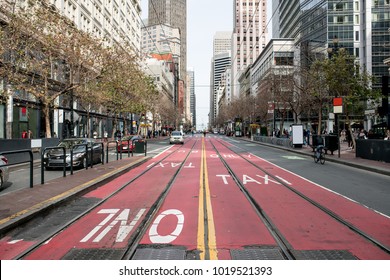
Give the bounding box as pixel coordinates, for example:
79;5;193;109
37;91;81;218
169;131;184;144
0;155;9;188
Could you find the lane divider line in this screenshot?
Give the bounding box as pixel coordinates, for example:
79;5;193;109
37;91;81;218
197;137;218;260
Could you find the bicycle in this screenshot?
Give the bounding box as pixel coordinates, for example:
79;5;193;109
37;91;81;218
313;145;325;164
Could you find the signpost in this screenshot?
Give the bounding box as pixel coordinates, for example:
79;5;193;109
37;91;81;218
333;98;343;158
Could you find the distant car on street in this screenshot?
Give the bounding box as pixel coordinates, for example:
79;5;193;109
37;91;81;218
170;131;184;144
117;135;144;152
0;155;9;188
43;138;103;170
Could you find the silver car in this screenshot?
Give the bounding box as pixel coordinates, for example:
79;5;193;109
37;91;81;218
0;155;9;188
43;138;103;170
169;131;184;144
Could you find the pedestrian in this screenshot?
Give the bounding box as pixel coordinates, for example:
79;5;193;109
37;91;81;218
28;130;33;139
104;131;108;142
22;130;27;139
385;129;390;140
115;130;121;141
346;129;352;148
358;129;366;139
93;131;97;139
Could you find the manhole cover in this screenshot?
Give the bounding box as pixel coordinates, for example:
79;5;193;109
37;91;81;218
231;248;285;260
292;250;357;260
132;248;186;260
62;248;126;260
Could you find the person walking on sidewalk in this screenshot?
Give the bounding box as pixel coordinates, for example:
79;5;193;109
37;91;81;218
385;129;390;140
346;129;353;149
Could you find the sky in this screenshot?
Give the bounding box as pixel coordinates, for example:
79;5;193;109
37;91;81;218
141;0;233;130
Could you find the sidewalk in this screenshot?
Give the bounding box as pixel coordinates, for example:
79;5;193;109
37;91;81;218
0;155;151;235
0;136;170;234
248;137;390;176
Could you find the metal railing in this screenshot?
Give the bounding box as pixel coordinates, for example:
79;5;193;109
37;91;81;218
0;149;34;188
41;146;66;184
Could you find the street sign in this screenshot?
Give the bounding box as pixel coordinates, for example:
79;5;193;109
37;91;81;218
333;97;343;114
267;102;274;114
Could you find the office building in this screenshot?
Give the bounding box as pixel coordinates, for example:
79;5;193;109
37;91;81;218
232;0;269;98
148;0;186;82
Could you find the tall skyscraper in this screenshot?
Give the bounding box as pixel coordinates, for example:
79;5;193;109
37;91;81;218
232;0;268;98
210;51;231;126
210;32;232;126
273;0;390;129
274;0;390;91
214;31;233;55
187;70;196;128
148;0;187;83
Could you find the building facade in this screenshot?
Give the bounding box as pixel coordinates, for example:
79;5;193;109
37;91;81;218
148;0;186;83
210;52;232;127
273;0;390;130
0;0;143;139
141;23;180;58
232;0;268;98
187;70;196;129
50;0;142;52
209;32;232;127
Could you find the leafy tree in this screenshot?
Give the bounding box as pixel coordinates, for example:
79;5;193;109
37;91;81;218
323;49;379;146
0;1;106;137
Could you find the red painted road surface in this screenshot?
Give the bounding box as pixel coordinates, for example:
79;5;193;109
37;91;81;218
0;136;389;260
212;139;390;260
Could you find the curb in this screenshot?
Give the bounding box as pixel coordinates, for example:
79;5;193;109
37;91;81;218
240;138;390;177
0;156;151;235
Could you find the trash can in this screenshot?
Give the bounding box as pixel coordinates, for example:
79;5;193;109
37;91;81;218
311;135;324;151
133;140;146;156
324;134;338;155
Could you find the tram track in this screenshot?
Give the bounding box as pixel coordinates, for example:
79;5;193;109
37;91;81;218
2;136;388;260
6;139;199;260
212;137;390;259
208;139;294;260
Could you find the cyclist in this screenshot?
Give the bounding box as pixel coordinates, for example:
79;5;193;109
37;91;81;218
314;144;325;164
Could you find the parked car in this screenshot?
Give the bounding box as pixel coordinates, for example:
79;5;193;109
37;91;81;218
0;155;9;188
170;131;184;144
43;138;103;170
117;135;144;152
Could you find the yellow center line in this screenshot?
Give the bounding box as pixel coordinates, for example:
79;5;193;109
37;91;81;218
197;137;218;260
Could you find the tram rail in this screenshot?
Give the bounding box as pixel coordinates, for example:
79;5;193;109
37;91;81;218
212;137;390;259
1;135;389;260
8;139;198;260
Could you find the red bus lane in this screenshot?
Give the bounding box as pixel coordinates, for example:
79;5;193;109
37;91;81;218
212;139;390;260
241;152;390;250
138;139;202;254
23;144;192;260
203;138;278;260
